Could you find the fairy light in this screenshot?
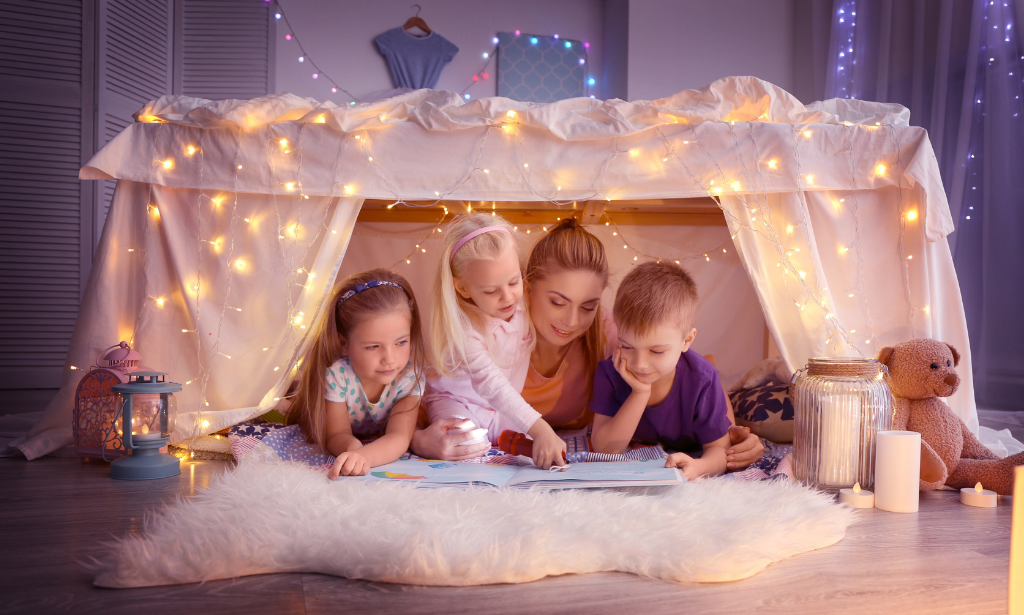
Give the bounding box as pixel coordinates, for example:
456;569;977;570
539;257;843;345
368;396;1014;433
162;159;173;170
875;164;886;176
906;210;917;220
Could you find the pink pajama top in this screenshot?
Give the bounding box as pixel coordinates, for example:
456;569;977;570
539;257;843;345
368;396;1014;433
424;306;541;434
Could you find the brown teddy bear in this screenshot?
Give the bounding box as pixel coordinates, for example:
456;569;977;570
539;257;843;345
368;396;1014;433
879;338;1024;495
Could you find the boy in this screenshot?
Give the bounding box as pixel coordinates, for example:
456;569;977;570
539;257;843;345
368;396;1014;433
590;261;731;480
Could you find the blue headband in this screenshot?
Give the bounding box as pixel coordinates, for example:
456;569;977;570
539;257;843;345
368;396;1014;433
337;279;404;305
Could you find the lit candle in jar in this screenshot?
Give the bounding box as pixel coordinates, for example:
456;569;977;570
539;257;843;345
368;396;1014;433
838;482;874;508
960;482;997;508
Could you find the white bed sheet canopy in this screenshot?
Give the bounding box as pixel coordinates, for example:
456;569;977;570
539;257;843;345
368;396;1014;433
13;76;977;460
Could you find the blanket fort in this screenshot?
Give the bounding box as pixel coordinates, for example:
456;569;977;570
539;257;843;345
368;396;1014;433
11;76;975;460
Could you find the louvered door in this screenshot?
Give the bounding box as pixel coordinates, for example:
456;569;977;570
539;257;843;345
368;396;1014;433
0;0;93;388
179;0;274;100
95;0;173;235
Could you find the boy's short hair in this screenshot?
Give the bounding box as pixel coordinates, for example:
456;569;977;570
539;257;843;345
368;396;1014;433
613;261;698;336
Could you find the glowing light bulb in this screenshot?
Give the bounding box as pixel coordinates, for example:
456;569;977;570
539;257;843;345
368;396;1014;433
235;260;246;269
588;77;596;86
907;210;917;220
298;56;304;63
285;34;291;40
285;182;295;191
906;255;913;260
186;145;196;155
786;225;794;233
798;271;806;279
805;175;814;184
493;37;499;44
523;163;529;168
803;130;812;138
530;37;538;44
507;110;516;118
482;52;489;59
237;165;243;169
565;41;572;49
483;169;490;173
279;139;288;147
768;159;777;169
315;115;325;123
155;297;165;307
331;87;337;93
875;164;886;175
731;182;740;191
712;187;722;194
312;73;318;79
162;159;173;169
344;185;352;194
202;420;210;429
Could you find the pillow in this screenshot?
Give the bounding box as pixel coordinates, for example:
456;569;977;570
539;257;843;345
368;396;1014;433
729;384;794;443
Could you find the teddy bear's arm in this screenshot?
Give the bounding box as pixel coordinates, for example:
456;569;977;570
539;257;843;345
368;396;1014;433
891;397;910;431
959;419;999;460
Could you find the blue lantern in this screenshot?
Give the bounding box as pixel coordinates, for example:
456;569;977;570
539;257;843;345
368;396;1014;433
109;372;181;480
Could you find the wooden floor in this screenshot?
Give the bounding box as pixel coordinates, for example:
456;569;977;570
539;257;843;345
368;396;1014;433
0;457;1014;615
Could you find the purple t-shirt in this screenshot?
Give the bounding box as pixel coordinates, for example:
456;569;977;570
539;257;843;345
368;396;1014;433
590;350;731;452
374;27;459;90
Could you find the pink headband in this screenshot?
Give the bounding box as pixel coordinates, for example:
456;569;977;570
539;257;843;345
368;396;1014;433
449;226;513;259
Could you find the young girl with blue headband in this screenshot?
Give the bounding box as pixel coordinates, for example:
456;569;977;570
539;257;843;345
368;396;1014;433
288;268;428;478
424;213;567;469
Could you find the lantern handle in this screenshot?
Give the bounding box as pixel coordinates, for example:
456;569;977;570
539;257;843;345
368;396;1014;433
96;341;131;368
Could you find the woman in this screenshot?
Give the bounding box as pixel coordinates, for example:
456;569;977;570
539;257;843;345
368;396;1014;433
411;218;763;470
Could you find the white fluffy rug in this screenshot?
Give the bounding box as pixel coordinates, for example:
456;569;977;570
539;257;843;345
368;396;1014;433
90;460;854;588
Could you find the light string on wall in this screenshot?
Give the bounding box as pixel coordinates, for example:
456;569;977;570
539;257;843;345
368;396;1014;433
273;3;596;102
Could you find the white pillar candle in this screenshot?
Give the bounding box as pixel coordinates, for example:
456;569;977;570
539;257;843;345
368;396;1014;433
960;482;997;508
838;482;874;508
819;394;862;487
874;430;921;513
1009;467;1023;614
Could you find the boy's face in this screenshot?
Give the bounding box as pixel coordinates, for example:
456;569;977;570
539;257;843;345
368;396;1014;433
617;321;697;386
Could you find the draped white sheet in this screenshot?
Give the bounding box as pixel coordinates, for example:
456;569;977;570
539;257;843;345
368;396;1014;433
12;76;978;459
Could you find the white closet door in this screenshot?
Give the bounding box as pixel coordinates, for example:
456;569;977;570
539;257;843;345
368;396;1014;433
0;0;93;388
95;0;173;237
179;0;274;100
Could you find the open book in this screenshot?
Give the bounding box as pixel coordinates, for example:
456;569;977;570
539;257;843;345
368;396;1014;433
349;458;685;489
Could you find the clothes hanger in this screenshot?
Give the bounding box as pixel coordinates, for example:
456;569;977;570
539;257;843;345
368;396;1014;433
402;4;431;35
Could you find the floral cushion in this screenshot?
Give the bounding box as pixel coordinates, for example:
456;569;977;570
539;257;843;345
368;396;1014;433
729;384;794;443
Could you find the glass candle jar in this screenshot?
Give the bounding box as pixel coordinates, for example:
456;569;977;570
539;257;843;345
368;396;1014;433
792;358;893;490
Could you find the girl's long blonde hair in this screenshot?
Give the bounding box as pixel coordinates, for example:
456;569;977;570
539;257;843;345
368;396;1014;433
430;212;523;376
524;216;610;404
287;268;428;452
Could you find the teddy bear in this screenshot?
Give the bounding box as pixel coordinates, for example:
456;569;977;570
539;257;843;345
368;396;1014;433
878;338;1024;495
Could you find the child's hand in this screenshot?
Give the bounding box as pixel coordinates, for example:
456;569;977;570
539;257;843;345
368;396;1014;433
726;425;764;470
665;452;701;481
526;419;567;470
614;348;652;395
328;451;370;479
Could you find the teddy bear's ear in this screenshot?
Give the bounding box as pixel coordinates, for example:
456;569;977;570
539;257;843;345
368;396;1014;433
877;346;895;367
946;343;961;367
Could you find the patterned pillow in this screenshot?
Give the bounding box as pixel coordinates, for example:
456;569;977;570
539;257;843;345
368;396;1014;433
729;384;794;443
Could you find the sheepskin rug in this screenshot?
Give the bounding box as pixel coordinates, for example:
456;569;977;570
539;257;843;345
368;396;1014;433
90;460;854;588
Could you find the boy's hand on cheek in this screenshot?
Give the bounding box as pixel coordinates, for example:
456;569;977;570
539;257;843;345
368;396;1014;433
665;452;701;481
614;349;651;395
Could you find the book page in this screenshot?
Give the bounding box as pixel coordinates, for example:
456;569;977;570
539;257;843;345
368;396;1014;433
505;459;684;488
345;458;520;488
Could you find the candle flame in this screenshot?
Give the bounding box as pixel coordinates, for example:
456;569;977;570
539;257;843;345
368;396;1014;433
975;482;983;492
853;482;861;493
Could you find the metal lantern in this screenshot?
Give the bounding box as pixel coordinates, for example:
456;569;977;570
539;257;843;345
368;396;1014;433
73;342;146;460
792;358;893;490
109;372;181;480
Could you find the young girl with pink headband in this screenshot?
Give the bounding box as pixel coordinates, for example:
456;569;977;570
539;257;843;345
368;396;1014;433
424;213;567;469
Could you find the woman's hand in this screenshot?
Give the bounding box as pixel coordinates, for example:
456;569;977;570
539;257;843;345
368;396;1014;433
614;348;652;395
410;418;491;461
526;419;567;470
725;425;764;471
328;451;370;479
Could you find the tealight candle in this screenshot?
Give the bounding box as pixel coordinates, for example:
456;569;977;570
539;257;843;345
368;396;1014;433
838;482;874;508
960;482;997;508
